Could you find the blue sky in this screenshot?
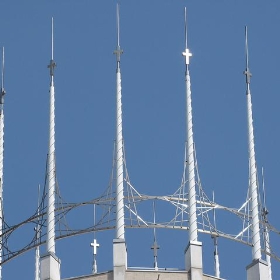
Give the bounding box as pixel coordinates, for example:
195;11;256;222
0;1;280;279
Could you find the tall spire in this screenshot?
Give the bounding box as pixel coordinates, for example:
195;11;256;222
261;168;272;280
0;46;6;280
243;26;262;261
113;3;125;240
40;18;60;280
91;204;99;274
112;6;127;280
46;16;57;254
183;10;203;280
182;7;197;242
35;185;41;280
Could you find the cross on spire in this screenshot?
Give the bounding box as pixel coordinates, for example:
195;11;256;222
243;26;252;87
114;4;123;69
182;8;192;66
182;48;192;66
48;18;56;77
151;241;160;258
151;241;160;270
48;60;56;77
90;238;100;255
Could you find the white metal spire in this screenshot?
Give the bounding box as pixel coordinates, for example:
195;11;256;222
0;46;6;280
182;8;197;242
35;185;41;280
151;201;159;270
212;192;220;278
113;3;125;240
46;17;57;254
261;168;272;280
91;204;99;274
91;239;99;274
243;26;262;261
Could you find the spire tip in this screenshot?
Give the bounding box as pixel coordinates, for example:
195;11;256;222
243;25;252;87
114;3;123;68
182;8;192;66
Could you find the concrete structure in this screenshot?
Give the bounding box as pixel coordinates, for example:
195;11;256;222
63;269;222;280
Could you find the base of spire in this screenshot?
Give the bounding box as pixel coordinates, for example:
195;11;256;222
185;241;203;280
246;258;269;280
40;252;61;280
113;238;127;280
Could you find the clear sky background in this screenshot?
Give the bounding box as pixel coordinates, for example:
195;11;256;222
0;1;280;279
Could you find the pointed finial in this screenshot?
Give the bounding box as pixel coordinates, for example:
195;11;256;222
114;3;123;69
1;47;6;105
243;26;252;88
51;17;54;61
182;8;192;66
184;7;188;50
1;47;4;91
48;17;56;77
117;3;120;48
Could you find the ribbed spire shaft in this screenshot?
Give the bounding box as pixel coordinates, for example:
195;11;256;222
182;8;197;242
35;186;40;280
114;3;125;240
0;46;6;280
244;26;262;260
262;169;272;280
213;237;220;278
46;17;57;254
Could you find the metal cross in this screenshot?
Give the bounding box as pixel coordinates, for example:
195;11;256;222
90;239;100;255
182;48;192;65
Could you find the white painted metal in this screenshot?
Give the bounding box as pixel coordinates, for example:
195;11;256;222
35;186;40;280
262;169;272;280
182;8;197;242
35;234;40;280
244;26;262;261
46;17;57;254
114;3;125;240
91;239;100;255
0;46;6;280
151;201;159;270
264;225;272;280
90;239;99;274
214;237;220;278
212;192;220;278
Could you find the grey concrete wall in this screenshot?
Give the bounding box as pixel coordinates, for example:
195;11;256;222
63;271;113;280
63;270;221;280
126;270;188;280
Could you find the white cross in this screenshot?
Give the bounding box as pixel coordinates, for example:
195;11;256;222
182;48;192;65
90;239;100;255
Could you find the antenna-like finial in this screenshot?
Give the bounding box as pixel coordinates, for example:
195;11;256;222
1;47;6;105
182;8;192;67
48;17;56;77
1;47;4;91
51;17;54;60
117;3;120;48
184;7;188;50
243;26;252;89
114;3;123;69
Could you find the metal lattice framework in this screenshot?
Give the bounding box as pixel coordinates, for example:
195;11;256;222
1;141;279;266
